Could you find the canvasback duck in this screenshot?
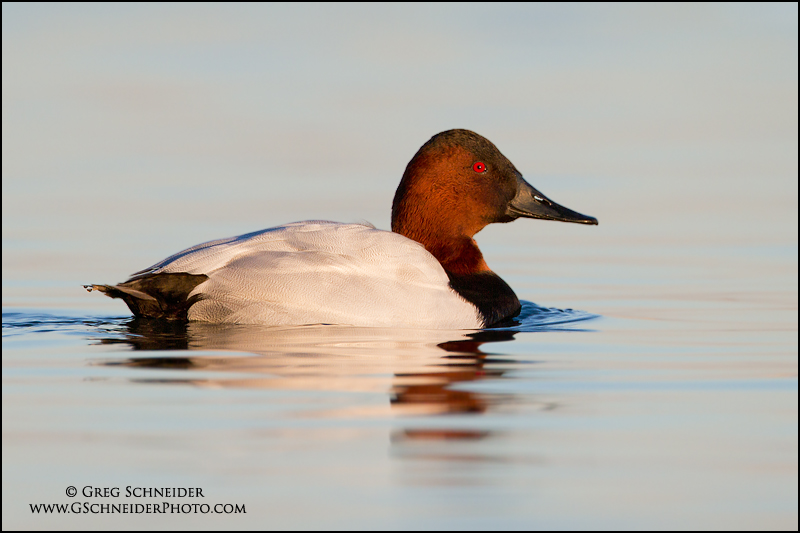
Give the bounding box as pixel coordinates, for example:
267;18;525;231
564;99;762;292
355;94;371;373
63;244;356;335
86;129;597;329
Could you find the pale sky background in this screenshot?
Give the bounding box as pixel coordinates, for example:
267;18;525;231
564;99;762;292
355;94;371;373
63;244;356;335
2;3;797;303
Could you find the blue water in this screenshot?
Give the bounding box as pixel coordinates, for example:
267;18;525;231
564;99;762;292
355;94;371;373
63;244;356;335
3;294;797;529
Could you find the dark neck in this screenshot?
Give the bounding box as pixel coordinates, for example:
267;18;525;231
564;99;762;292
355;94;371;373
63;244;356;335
392;228;520;326
446;270;521;327
393;202;518;325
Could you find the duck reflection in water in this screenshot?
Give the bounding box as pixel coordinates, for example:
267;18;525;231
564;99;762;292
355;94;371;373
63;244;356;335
95;319;531;440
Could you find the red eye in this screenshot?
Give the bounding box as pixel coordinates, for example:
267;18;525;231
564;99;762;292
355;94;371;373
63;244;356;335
473;162;486;173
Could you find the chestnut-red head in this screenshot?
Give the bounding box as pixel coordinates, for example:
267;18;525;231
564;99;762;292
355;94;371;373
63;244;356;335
391;129;597;275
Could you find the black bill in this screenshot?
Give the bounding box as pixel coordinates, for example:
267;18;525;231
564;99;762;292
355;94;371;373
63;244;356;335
506;175;598;225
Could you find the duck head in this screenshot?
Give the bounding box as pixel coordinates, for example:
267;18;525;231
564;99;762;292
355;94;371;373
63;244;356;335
391;129;597;275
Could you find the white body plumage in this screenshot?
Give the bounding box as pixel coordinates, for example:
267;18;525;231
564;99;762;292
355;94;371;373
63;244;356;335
132;221;483;329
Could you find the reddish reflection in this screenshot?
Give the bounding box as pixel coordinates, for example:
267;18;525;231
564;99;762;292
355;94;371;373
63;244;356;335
95;319;520;439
